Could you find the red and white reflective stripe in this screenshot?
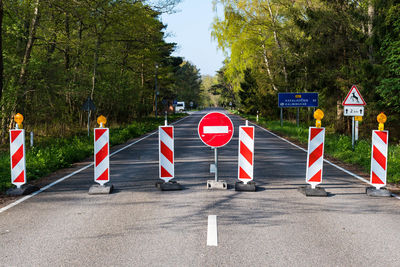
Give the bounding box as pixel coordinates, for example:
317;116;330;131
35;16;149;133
159;126;174;182
10;129;26;188
94;128;109;185
238;126;254;184
370;130;388;189
306;127;325;188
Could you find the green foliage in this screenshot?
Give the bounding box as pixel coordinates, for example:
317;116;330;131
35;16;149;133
0;114;186;192
212;0;400;141
0;0;198;140
376;3;400;113
171;61;202;107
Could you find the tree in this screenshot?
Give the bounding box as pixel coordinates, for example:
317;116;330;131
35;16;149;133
0;0;189;142
0;0;3;102
172;61;202;107
376;3;400;113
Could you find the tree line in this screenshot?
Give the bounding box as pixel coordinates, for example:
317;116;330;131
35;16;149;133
0;0;203;143
211;0;400;141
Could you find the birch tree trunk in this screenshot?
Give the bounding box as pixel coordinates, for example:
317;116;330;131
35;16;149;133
6;0;40;137
19;0;40;87
367;1;374;63
261;44;278;91
91;36;100;100
265;0;288;90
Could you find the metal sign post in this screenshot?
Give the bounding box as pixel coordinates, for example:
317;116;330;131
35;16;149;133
30;131;34;147
352;116;355;150
198;112;234;190
355;120;359;142
342;85;366;151
154;64;158;118
82;97;96;137
214;148;218;182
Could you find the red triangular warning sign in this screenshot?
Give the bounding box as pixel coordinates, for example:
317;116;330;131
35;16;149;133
342;85;366;106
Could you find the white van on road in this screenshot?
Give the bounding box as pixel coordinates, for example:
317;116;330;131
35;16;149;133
175;102;185;112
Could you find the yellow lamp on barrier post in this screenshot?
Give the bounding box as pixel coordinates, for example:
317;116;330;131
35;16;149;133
314;109;324;128
377;112;387;131
97;115;107;128
14;113;24;129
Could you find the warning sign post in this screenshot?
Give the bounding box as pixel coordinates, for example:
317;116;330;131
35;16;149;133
342;85;366;151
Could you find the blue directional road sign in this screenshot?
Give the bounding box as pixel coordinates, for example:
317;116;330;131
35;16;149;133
278;93;318;107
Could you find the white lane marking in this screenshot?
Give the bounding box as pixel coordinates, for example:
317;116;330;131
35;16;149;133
204;126;228;134
0;164;92;214
207;215;218;246
250;120;400;199
0;115;191;214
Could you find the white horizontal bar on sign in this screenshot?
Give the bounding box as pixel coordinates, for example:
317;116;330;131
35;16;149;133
203;126;228;134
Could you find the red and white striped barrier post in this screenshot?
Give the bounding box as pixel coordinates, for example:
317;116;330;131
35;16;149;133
300;109;327;196
94;128;109;185
366;113;391;197
10;113;26;188
306;127;325;189
6;113;40;196
89;115;113;194
157;119;181;191
236;121;256;191
238;121;254;182
370;129;388;189
369;113;390;191
159;121;174;182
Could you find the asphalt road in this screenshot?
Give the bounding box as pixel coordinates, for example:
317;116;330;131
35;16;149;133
1;108;400;266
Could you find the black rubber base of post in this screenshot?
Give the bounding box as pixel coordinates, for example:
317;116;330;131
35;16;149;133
6;184;40;196
298;185;328;197
158;181;183;191
366;187;392;197
88;184;114;195
235;181;256;192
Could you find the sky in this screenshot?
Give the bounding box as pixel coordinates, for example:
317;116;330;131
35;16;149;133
161;0;225;76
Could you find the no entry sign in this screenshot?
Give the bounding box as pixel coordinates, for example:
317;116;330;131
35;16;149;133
198;112;234;148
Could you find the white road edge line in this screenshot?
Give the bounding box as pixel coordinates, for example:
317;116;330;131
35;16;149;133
250;121;400;199
0;115;191;214
207;215;218;246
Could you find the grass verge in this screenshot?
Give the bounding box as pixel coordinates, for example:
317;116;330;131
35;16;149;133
0;114;187;192
233;111;400;184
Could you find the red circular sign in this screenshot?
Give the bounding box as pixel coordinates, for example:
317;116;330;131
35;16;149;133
198;112;234;147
